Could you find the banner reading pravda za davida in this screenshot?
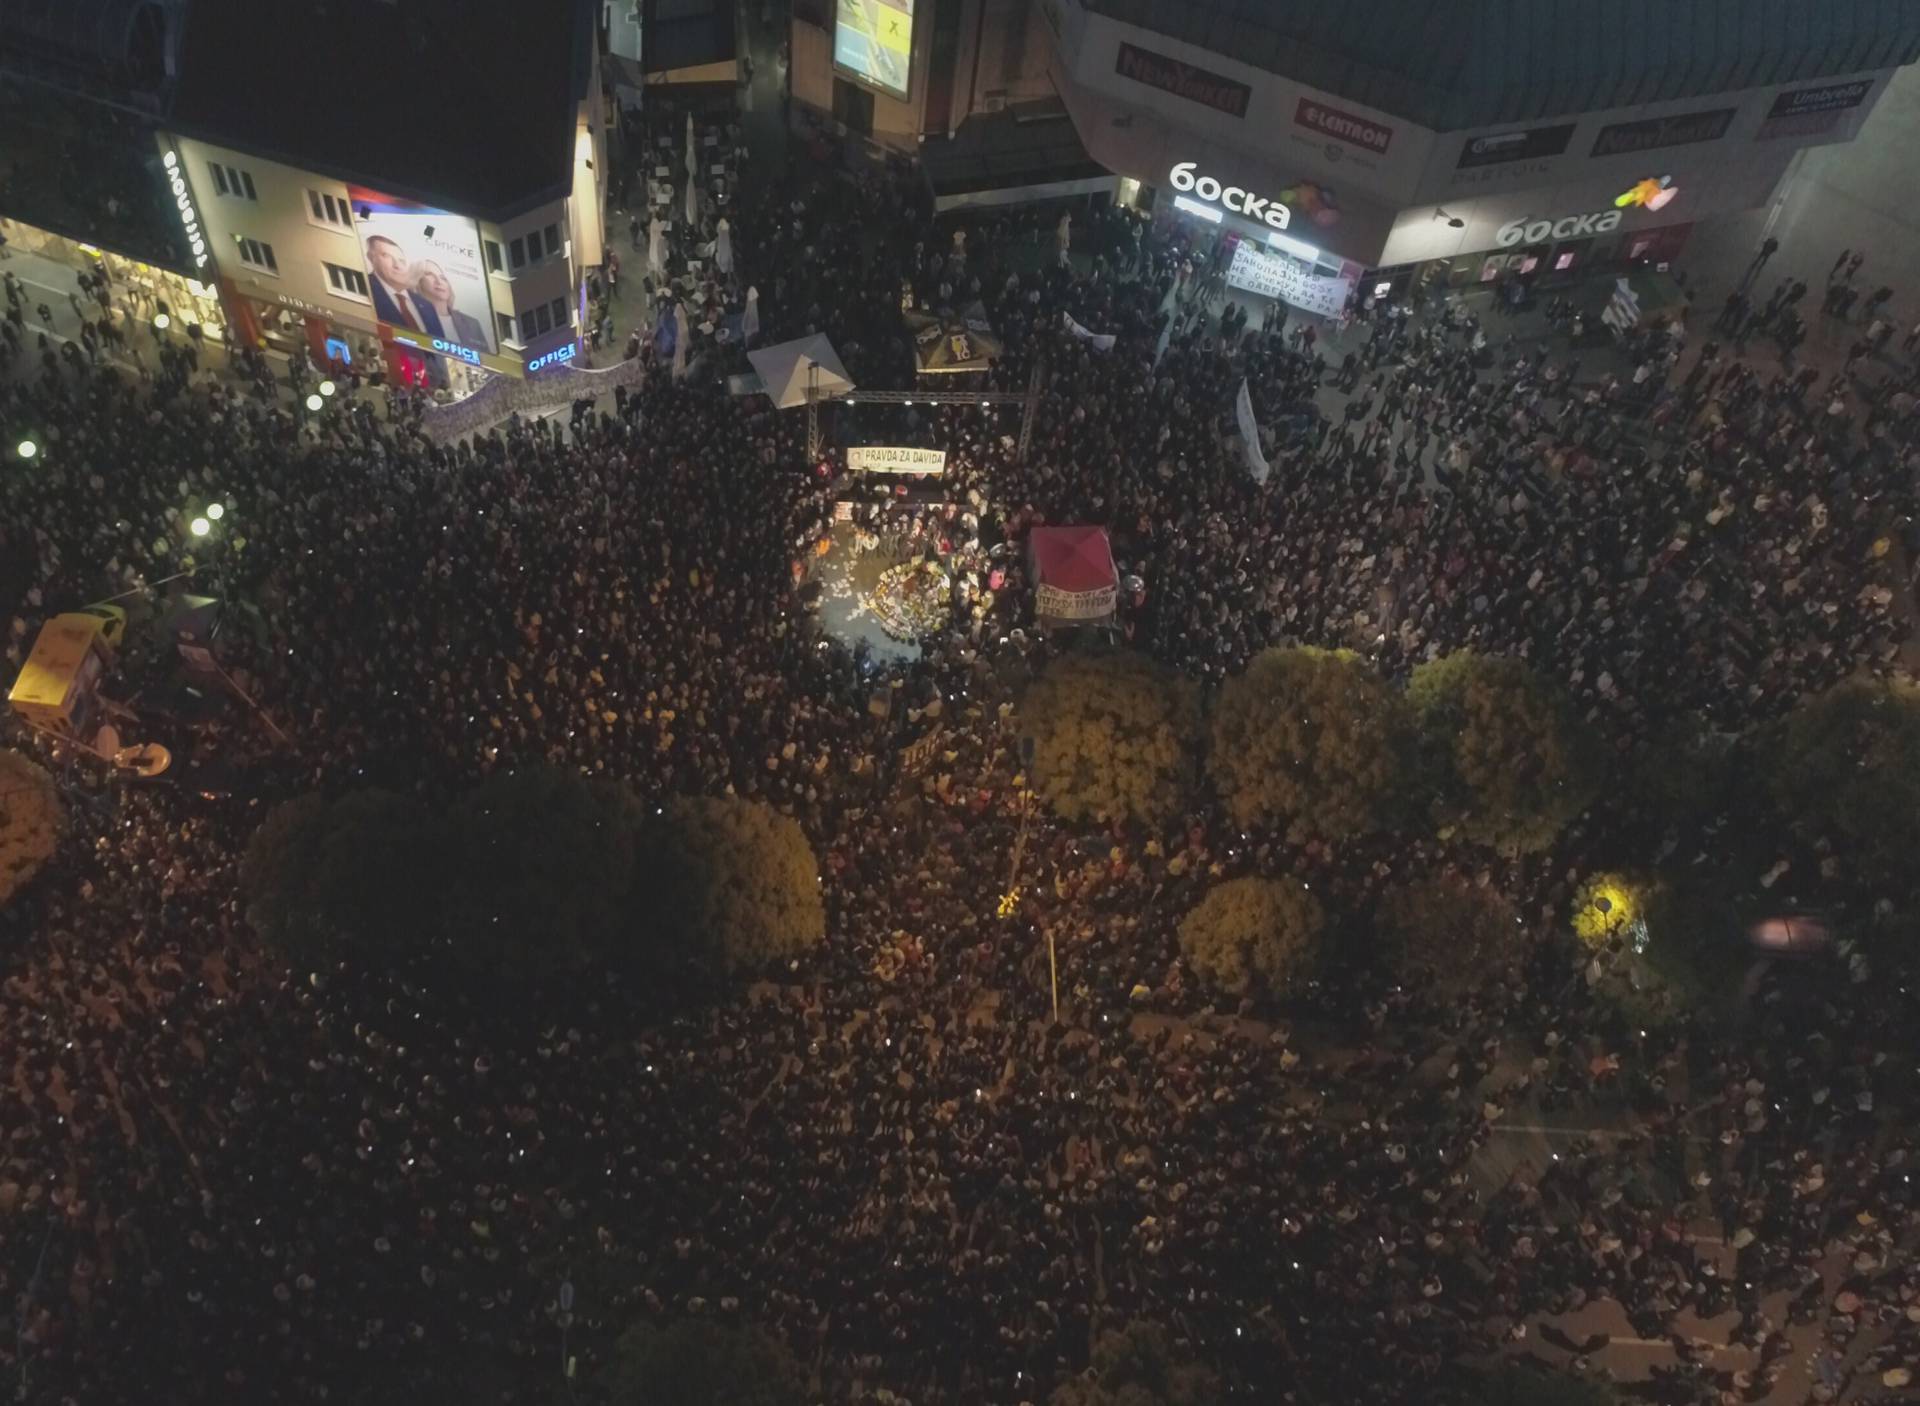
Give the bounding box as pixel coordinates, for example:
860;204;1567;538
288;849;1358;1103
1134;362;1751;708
847;446;947;475
1234;377;1270;485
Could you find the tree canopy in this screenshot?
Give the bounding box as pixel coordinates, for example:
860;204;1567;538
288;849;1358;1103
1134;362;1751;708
602;1319;805;1406
241;788;441;969
0;750;60;908
1408;651;1598;853
1050;1321;1220;1406
641;796;825;976
1208;646;1406;840
1177;876;1324;998
1768;675;1920;892
1023;650;1201;826
443;766;647;972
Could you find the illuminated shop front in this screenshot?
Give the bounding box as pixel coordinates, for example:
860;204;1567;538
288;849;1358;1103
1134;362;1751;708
0;216;229;340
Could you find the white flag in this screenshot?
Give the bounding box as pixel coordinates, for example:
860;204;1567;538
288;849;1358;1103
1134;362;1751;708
1063;312;1116;352
1234;378;1269;484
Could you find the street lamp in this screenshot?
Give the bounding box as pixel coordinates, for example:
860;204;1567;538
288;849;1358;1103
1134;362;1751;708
189;516;210;538
206;502;225;521
319;379;336;398
153;312;171;331
305;393;323;412
16;438;36;460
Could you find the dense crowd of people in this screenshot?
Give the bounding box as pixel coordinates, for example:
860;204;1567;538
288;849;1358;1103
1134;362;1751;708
2;95;1920;1406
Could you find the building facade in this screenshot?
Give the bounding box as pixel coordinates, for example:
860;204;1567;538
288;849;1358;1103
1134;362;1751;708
949;0;1920;315
0;0;606;395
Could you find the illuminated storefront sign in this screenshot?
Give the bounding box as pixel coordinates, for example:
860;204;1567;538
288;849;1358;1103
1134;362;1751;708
1495;208;1623;247
526;342;579;372
388;326;525;378
1168;162;1291;229
161;150;209;270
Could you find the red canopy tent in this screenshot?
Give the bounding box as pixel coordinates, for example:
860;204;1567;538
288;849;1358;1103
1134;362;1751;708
1028;526;1118;628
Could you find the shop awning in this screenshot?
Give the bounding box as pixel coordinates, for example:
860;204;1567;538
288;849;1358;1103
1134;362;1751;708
923;102;1111;211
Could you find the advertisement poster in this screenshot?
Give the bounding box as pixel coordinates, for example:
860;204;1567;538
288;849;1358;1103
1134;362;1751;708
347;186;498;355
834;0;915;101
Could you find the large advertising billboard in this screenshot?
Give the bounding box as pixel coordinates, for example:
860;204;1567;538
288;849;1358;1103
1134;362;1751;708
834;0;915;102
347;186;498;355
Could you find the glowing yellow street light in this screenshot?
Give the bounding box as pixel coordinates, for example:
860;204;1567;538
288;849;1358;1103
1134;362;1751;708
305;393;323;412
16;438;36;460
189;516;211;538
319;379;336;397
153;312;171;330
206;502;225;521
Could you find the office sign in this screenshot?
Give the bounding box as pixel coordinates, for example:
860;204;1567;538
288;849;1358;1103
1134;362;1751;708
388;326;524;378
1168;162;1291;229
1590;108;1734;158
1295;98;1393;154
834;0;915;102
1114;42;1250;118
1457;123;1576;169
1768;80;1872;118
526;342;579;372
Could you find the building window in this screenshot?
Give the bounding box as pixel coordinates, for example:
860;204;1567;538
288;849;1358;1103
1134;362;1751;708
485;239;503;273
509;236;526;270
210;162;257;199
496;312;517;344
543;223;561;257
307;190;353;229
533;304;553;335
324;262;369;299
235;237;277;274
549;296;569;330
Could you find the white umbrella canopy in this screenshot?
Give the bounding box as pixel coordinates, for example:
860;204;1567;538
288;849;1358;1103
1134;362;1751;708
648;216;668;276
671;301;690;379
743;285;760;345
684;176;699;230
715;219;733;276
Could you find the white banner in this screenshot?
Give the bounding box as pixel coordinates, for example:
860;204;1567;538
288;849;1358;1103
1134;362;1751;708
848;446;947;475
1063;312;1116;351
1035;583;1117;619
1226;241;1354;319
1234;378;1269;485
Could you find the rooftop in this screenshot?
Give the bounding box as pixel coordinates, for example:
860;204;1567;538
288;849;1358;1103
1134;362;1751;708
169;0;590;219
1082;0;1920;131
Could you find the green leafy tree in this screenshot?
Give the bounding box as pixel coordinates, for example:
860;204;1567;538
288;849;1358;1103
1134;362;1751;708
1768;676;1920;891
443;767;647;972
0;750;60;907
241;789;441;969
602;1319;804;1406
1408;651;1598;853
641;796;825;976
1050;1321;1220;1406
1375;874;1522;986
1208;646;1406;840
1023;650;1200;826
1177;876;1324;998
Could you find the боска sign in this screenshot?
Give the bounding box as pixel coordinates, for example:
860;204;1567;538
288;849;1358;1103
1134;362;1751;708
1168;162;1291;229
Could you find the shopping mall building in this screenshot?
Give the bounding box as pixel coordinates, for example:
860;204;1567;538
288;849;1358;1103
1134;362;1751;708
800;0;1920;317
0;0;604;394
